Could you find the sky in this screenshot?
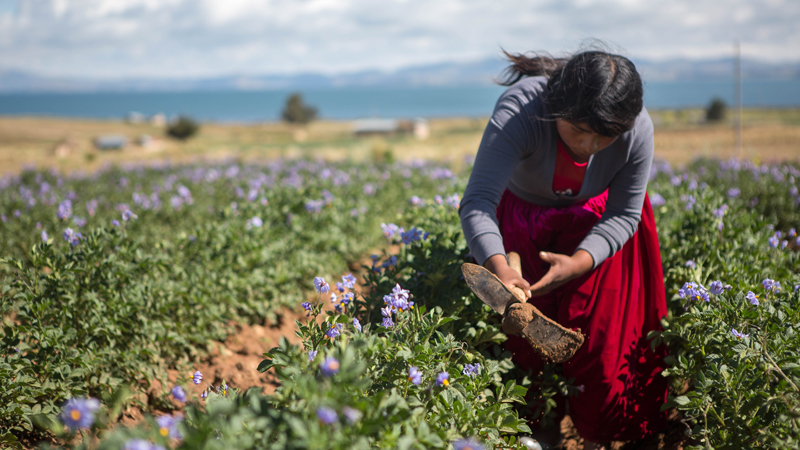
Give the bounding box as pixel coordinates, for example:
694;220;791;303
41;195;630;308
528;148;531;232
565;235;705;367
0;0;798;79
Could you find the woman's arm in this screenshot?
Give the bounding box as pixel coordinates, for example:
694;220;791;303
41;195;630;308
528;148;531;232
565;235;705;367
460;84;543;293
577;110;655;268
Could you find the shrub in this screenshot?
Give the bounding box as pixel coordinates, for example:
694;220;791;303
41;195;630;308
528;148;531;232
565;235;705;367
706;98;727;122
166;116;200;140
281;93;318;124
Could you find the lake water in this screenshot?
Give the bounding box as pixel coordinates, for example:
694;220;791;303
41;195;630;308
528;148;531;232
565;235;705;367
0;79;798;122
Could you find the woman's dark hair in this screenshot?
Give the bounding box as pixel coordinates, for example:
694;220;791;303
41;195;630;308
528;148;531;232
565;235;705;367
497;49;643;137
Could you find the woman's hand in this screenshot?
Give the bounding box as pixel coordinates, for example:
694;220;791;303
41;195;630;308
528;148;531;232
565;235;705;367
483;254;532;299
529;249;594;296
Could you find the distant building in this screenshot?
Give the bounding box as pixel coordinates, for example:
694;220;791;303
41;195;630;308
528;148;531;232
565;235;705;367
352;118;429;140
94;135;128;150
126;111;146;124
150;113;167;127
352;118;399;136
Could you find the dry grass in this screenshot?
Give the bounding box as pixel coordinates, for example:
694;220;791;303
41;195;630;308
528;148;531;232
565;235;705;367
0;110;798;175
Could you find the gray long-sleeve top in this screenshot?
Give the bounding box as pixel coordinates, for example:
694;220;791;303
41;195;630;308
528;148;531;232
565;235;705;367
459;76;654;268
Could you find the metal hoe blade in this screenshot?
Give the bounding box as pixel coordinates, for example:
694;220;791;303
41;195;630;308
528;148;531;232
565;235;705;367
461;263;521;315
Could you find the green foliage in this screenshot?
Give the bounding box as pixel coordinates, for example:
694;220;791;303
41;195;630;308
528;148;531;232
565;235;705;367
706;98;727;122
647;160;800;448
0;159;463;441
281;93;318;124
166;116;200;140
6;155;800;448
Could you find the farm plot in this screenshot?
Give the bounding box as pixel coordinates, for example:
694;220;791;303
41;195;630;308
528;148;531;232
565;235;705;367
3;157;800;449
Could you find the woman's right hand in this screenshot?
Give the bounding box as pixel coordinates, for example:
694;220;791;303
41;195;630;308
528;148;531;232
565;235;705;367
483;254;532;299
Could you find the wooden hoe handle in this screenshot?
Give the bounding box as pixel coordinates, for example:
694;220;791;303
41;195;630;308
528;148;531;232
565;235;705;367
506;252;527;302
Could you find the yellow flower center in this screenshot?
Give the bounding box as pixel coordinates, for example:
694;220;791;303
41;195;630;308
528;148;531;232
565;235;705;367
160;427;169;437
442;379;449;386
330;361;340;370
70;410;81;421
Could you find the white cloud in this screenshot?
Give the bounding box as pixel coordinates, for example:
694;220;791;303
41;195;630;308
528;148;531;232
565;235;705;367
0;0;797;78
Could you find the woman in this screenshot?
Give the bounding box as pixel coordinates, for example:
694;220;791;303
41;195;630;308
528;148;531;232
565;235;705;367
459;49;669;450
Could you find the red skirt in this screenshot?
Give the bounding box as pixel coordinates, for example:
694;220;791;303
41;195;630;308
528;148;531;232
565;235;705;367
499;190;669;442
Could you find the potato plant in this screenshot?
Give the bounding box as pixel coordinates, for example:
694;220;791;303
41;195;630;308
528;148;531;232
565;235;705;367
5;155;800;449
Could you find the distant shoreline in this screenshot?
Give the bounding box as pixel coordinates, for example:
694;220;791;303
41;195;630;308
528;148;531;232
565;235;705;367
1;80;799;122
1;106;798;126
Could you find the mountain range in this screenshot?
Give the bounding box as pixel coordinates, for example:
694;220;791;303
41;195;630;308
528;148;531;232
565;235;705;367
1;56;798;93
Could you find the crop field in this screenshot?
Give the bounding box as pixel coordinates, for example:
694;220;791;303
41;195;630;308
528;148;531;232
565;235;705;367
2;115;800;450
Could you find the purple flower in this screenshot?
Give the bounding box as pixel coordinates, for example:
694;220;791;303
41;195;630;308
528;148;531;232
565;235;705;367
713;204;728;218
301;302;312;311
41;231;48;243
462;363;481;378
61;397;100;430
728;188;741;198
341;406;362;424
684;195;696;210
789;228;797;238
325;324;343;339
352;318;362;332
192;371;203;385
342;273;357;289
307;350;319;362
408;367;422;385
123;439;164;450
685;260;697;269
708;281;724;295
434;195;443;205
401;227;427;244
320;357;340;376
795;285;800;293
746;291;759;306
768;236;779;248
156;414;183;439
201;391;208;399
57;199;73;221
305;199;325;213
122;210;138;221
112;219;120;227
381;306;394;328
678;282;708;301
453;437;485;450
314;277;330;294
380;223;402;239
649;193;665;207
436;371;450;386
171;385;187;402
410;195;424;206
341;292;354;305
763;279;775;291
445;193;460;209
62;228;83;248
316;406;337;424
391;284;410;301
731;328;749;339
248;216;263;228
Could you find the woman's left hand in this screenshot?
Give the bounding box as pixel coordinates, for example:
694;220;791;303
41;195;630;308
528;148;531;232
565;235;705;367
529;250;594;296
